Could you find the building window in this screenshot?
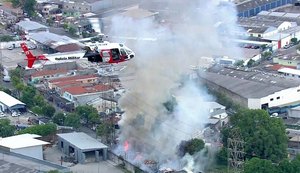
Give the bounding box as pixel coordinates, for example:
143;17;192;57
258;34;261;37
270;98;274;101
298;89;300;92
277;97;280;99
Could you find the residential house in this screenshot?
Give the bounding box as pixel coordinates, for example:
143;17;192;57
47;74;99;89
62;84;114;107
30;69;69;83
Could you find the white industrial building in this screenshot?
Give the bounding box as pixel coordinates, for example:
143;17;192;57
199;66;300;110
0;91;26;113
278;68;300;79
0;134;49;160
236;16;300;49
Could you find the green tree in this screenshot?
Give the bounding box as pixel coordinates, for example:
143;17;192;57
11;0;21;7
216;147;228;166
23;0;37;17
20;86;36;108
42;104;56;118
33;94;46;107
96;122;113;143
246;59;256;67
11;76;21;87
75;105;98;124
64;113;80;128
0;35;14;42
291;155;300;172
10;68;22;78
52;113;65;125
261;51;272;61
291;38;298;44
18;123;57;136
0;119;15;137
68;26;77;36
178;138;205;156
244;157;278;173
46;18;54;26
278;159;294;173
225;109;288;162
31;106;43;115
234;60;244;67
63;23;69;30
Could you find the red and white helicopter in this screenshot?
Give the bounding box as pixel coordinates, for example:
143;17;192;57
20;41;135;69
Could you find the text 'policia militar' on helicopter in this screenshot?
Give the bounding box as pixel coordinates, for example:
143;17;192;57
21;41;135;69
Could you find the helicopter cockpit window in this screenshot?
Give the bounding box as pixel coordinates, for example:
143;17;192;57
120;48;127;56
125;48;132;54
111;48;120;60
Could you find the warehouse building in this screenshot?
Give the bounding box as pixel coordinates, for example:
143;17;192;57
57;132;108;164
199;66;300;110
0;91;26;113
15;20;48;34
236;0;296;17
29;32;83;53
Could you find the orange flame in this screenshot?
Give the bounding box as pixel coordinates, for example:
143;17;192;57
124;140;129;152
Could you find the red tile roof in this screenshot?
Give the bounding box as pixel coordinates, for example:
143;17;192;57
31;69;68;78
55;80;83;87
49;74;98;83
271;64;296;71
63;84;113;95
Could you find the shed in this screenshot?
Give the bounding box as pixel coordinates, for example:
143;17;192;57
57;132;108;163
0;134;49;160
0;91;26;113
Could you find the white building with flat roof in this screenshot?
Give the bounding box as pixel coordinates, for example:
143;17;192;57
0;134;49;160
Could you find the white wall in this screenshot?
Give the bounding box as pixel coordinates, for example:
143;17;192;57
260;86;300;108
11;145;43;160
278;22;293;32
248;98;262;109
281;35;292;47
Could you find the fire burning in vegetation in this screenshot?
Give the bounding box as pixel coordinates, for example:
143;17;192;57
110;0;242;172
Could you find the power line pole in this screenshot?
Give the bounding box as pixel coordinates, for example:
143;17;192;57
227;128;245;173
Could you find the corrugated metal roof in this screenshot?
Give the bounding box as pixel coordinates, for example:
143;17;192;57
0;91;25;108
237;0;279;12
16;21;48;31
29;32;83;49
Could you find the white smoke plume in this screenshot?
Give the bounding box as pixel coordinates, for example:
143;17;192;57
108;0;241;172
